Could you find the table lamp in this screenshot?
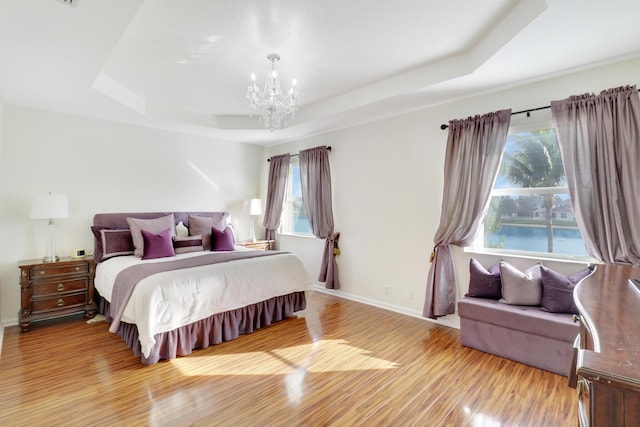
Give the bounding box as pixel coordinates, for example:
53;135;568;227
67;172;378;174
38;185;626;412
30;192;69;262
249;198;263;242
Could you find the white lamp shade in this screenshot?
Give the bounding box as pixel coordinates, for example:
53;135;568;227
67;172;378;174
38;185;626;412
30;194;69;219
249;198;263;216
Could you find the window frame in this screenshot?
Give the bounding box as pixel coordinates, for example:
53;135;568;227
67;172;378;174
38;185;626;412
278;157;314;237
467;120;594;262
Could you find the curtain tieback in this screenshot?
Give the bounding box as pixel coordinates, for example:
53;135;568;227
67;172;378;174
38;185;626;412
429;245;437;263
331;232;341;256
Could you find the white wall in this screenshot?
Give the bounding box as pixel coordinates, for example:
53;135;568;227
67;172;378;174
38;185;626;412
266;56;640;327
0;97;4;342
0;106;265;325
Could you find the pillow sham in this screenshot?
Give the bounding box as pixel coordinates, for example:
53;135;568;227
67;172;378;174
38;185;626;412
173;234;204;254
91;226;134;263
141;228;176;260
540;265;593;314
466;258;502;299
127;214;176;257
499;261;543;306
211;226;235;251
189;214;228;250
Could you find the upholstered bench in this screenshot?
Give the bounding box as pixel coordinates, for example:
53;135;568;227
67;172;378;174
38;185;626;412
458;296;579;376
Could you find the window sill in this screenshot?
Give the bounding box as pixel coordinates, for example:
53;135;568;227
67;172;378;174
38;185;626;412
464;247;598;266
277;232;316;239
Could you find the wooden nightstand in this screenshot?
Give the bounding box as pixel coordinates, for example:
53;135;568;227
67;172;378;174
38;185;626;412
237;240;275;251
18;256;97;332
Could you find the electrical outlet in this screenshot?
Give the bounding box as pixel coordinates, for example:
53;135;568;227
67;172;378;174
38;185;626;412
384;286;390;295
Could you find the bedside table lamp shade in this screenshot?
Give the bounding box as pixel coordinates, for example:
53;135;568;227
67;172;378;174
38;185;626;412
249;198;262;242
30;193;68;262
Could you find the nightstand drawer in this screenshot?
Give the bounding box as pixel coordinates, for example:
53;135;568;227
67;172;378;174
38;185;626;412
32;293;87;313
29;263;88;279
32;278;88;297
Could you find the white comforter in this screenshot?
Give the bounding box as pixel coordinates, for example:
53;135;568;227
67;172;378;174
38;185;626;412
95;248;314;358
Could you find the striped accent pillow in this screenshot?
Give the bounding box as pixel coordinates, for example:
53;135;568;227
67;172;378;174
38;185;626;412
173;234;204;254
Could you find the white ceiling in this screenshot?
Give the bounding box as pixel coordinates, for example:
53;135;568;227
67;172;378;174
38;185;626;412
1;0;640;145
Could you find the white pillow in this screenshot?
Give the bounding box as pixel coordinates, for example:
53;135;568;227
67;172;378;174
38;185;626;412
498;261;543;306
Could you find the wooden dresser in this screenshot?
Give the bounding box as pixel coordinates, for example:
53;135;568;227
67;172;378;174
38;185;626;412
18;256;97;332
572;264;640;426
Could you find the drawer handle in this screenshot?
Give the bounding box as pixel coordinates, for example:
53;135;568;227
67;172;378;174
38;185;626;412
57;283;65;292
75;267;80;271
40;271;46;275
57;299;64;307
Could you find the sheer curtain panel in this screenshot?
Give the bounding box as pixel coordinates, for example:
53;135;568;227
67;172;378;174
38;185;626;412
263;154;290;243
299;146;340;289
551;85;640;264
423;110;511;319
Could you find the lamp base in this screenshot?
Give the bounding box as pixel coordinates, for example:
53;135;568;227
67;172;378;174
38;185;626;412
43;219;60;263
249;217;257;242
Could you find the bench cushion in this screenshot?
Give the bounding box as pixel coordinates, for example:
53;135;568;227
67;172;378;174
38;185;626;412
458;297;578;342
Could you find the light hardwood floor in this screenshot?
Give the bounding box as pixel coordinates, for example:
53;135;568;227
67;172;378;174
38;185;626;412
0;292;577;426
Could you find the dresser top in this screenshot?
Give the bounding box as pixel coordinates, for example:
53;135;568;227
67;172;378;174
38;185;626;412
575;263;640;391
18;256;94;268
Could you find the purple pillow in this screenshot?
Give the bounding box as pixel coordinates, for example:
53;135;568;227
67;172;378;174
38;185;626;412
127;214;176;257
141;228;176;260
91;226;134;263
466;258;502;299
211;227;235;251
189;214;229;250
540;265;593;314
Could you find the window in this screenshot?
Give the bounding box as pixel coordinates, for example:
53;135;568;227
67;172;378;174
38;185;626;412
472;126;588;258
281;158;313;235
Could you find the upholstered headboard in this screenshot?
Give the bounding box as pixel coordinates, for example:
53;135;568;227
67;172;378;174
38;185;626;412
92;211;230;262
92;211;229;229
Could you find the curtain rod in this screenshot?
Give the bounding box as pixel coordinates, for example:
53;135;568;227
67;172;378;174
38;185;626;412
439;106;549;130
267;146;331;162
440;88;640;130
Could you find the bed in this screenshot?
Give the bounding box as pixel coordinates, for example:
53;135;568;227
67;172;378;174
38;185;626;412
92;211;314;364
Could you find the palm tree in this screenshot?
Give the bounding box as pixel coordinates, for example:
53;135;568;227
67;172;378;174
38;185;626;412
500;129;565;252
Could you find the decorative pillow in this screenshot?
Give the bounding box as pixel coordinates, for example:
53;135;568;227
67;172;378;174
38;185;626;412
499;261;543;306
189;214;228;250
175;220;189;238
540;265;593;314
127;214;176;257
141;228;176;260
173;234;204;254
466;258;502;299
91;226;134;263
211;226;235;251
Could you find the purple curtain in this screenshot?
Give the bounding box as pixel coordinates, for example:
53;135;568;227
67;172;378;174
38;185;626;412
423;110;511;319
263;154;290;243
299;146;339;289
551;85;640;264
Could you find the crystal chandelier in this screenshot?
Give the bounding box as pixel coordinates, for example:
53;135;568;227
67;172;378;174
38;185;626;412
247;53;300;132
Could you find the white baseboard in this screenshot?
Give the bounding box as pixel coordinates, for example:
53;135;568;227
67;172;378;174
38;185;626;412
0;318;19;357
311;285;460;330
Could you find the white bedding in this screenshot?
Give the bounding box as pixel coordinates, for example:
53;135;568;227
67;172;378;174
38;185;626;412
95;248;314;358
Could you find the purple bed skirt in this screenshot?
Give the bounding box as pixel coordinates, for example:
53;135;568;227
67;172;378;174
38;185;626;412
100;291;307;364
